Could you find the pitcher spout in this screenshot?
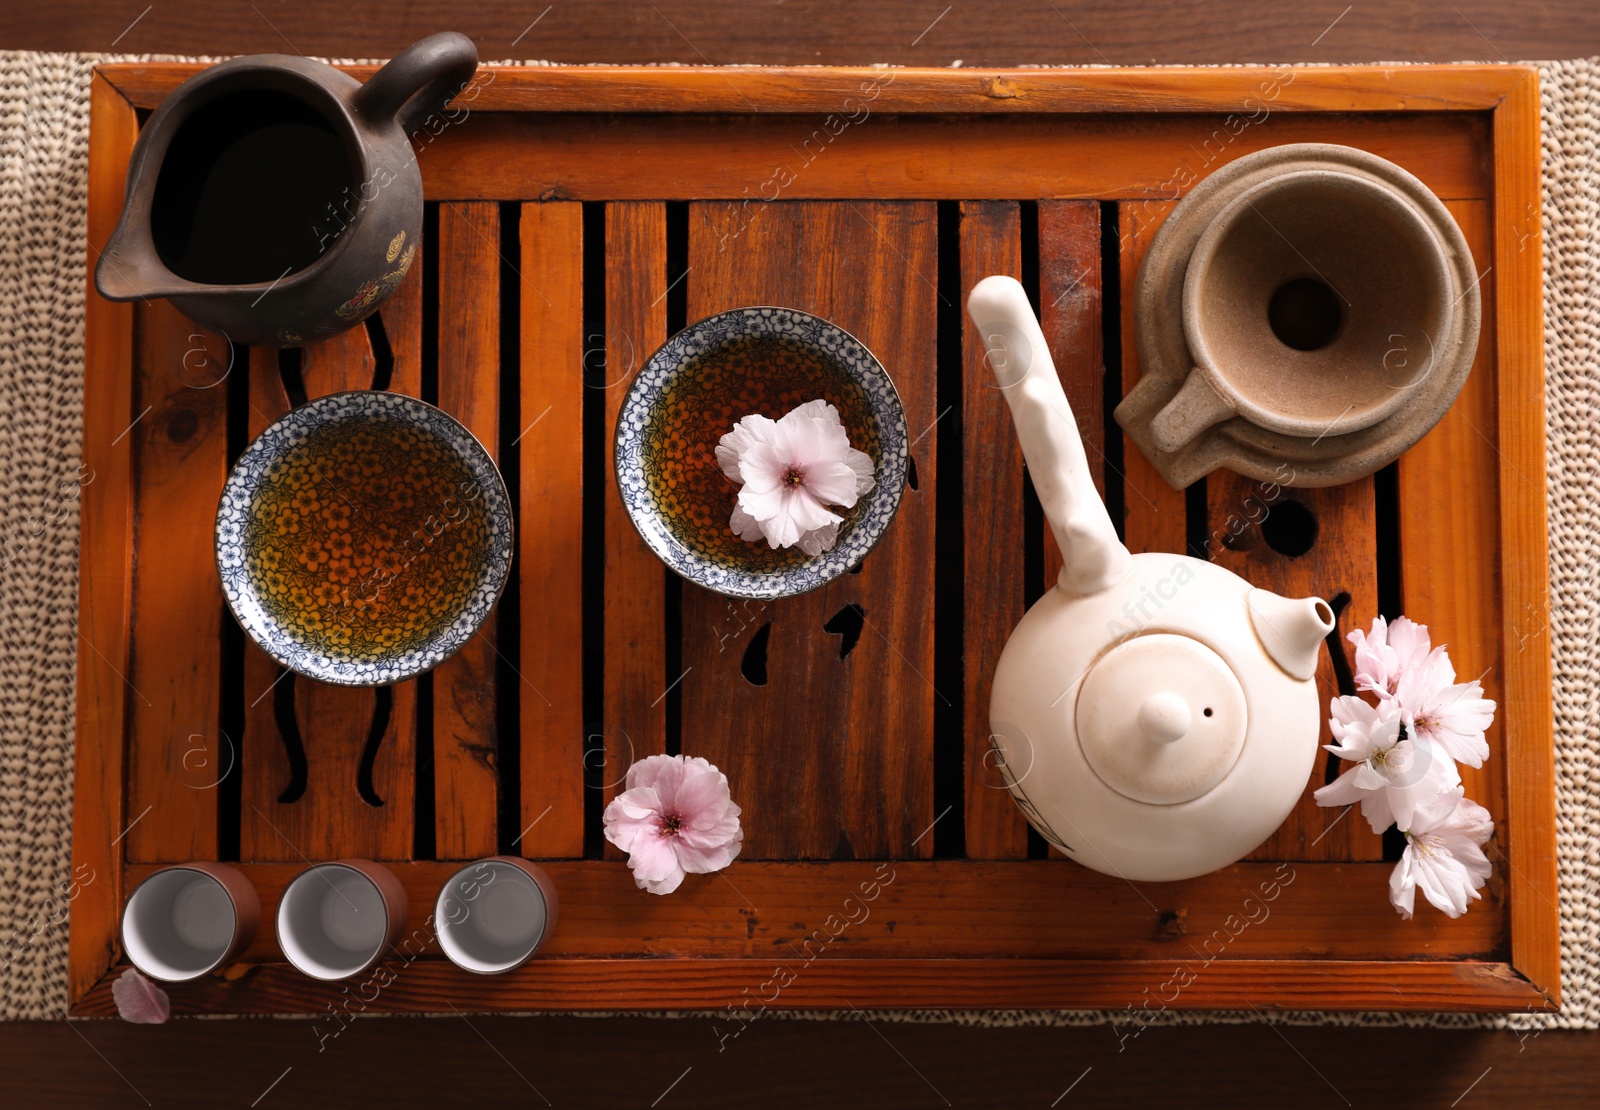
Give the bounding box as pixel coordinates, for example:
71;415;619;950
95;216;194;303
966;275;1131;596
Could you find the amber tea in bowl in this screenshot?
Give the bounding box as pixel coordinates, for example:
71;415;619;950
216;391;513;685
615;307;908;598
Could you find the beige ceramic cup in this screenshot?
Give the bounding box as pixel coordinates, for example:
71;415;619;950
121;862;260;982
434;857;558;974
1151;167;1455;453
276;859;408;981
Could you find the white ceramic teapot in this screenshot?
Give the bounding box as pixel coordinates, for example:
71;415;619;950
967;276;1335;882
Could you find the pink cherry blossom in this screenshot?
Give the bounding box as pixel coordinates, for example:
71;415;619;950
602;754;743;895
1313;694;1460;834
1392;648;1495;769
1348;615;1433;698
716;400;875;552
1389;788;1495;919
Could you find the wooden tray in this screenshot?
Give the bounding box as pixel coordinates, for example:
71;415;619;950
71;63;1559;1015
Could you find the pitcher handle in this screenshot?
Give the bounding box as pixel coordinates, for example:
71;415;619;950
355;32;480;135
1149;368;1236;454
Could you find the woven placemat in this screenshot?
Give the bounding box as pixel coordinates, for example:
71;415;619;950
0;52;1593;1028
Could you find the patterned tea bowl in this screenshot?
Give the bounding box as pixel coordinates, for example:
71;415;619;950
614;307;908;599
216;391;514;686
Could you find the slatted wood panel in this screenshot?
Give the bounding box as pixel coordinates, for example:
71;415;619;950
124;304;228;861
1223;476;1381;861
1036;200;1106;861
682;201;938;859
239;316;422;863
601;203;668;857
75;63;1554;1015
431;200;501;860
1117;202;1188;555
69;71;140;1004
959;201;1030;859
415;113;1489;205
516;201;587;858
119;860;1504;965
1399;200;1507;834
1038;201;1106;590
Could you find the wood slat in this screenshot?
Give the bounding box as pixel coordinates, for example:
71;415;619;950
1038;200;1106;589
1218;477;1380;861
77;955;1549;1016
414;112;1489;205
681;200;938;859
602;203;669;857
431;201;501;860
101;63;1531;116
125;304;228;861
119;859;1504;965
1036;200;1106;861
69;72;139;1005
1399;201;1506;844
517;201;587;858
1117;202;1188;555
960;201;1030;860
379;234;425;398
1490;77;1562;1004
239;325;418;862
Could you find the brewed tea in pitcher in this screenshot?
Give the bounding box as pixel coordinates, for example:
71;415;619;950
150;88;353;286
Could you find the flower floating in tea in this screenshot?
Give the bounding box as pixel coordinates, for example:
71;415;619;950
715;399;875;555
1314;616;1499;919
603;754;744;896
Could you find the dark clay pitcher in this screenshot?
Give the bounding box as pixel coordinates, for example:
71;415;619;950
96;33;478;346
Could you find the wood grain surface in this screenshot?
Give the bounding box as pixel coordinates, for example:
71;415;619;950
70;60;1557;1021
431;199;502;860
959;200;1030;860
67;72;140;1005
237;325;420;863
601;202;668;857
516;201;587;859
1038;201;1106;588
1117;201;1189;555
15;4;1594;64
4;1017;1591;1109
682;201;938;860
117;858;1506;968
414;112;1490;204
124;304;227;862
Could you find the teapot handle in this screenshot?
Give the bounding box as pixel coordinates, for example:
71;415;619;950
355;32;480;134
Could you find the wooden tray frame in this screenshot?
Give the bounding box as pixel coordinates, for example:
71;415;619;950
71;63;1558;1015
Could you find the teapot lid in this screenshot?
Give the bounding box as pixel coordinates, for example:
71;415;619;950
1076;634;1249;805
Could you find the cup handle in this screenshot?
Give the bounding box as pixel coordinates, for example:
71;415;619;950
354;32;480;134
1149;368;1236;453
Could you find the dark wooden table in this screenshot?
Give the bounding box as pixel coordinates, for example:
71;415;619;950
4;2;1598;1106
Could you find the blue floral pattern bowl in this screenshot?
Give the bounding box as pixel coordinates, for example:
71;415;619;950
216;391;513;686
614;307;908;599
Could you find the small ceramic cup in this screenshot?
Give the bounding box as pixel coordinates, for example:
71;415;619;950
276;860;408;981
1151;167;1455;453
121;862;259;982
434;857;558;975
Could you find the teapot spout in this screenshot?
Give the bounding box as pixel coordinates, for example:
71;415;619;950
966;275;1131;596
1247;590;1336;680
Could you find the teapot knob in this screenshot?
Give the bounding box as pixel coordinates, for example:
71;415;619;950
1138;692;1192;745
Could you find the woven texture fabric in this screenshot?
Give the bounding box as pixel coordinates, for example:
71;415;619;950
0;52;1594;1027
